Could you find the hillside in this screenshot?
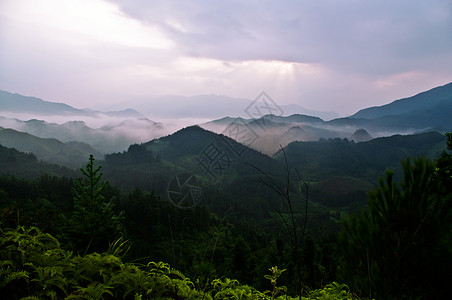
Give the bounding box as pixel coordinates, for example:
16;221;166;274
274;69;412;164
0;127;101;169
0;90;89;116
277;131;446;183
0;144;77;178
101;125;288;219
341;82;452;133
352;82;452;119
0;116;166;154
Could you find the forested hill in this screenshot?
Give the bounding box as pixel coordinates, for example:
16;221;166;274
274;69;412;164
143;125;280;176
102;125;286;219
277;131;446;183
0;144;77;178
0;127;102;169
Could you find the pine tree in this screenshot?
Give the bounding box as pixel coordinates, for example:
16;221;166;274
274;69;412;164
340;153;452;298
69;155;123;253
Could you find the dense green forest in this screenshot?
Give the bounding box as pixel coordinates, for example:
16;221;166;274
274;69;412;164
1;131;451;299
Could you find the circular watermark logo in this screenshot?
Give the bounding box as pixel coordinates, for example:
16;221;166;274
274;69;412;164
167;173;203;209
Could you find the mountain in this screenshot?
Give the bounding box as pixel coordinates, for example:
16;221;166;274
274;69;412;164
101;125;285;218
201;114;350;155
2;82;451;156
351;82;452;119
108;94;340;120
141;125;282;182
103;108;144;118
279;104;340;120
0;90;146;121
0;127;102;168
340;82;452;133
0;116;167;154
0;143;77;178
277;131;446;183
351;128;373;142
274;131;447;209
99;126;447;215
0;90;90;116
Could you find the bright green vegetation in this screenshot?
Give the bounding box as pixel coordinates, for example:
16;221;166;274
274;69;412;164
0;226;354;299
0;131;451;299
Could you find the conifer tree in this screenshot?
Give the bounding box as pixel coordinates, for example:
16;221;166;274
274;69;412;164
69;155;123;253
340;151;452;298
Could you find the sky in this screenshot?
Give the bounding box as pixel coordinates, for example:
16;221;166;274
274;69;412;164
1;0;452;116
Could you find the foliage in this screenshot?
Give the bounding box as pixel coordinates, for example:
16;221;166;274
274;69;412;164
0;226;355;299
0;144;76;179
68;155;124;253
4;129;449;298
279;131;446;183
339;154;452;298
264;266;287;299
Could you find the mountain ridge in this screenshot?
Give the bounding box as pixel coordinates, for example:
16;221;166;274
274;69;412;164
351;82;452;119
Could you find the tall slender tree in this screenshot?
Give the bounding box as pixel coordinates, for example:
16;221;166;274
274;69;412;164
69;155;123;253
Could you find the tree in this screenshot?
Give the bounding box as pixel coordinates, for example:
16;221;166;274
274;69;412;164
68;155;123;253
247;146;309;297
339;153;452;298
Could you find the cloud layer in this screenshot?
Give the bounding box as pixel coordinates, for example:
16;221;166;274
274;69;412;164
1;0;451;116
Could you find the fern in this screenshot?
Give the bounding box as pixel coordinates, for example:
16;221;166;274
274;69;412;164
67;282;113;299
0;268;29;288
1;227;356;299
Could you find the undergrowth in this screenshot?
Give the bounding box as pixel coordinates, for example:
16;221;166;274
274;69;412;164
1;226;356;299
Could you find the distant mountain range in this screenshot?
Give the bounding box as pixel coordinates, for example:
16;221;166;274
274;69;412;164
107;94;341;121
0;82;451;159
0;121;448;213
200;82;451;154
0;115;166;154
0;90;144;119
351;82;452;119
104;126;447;212
0;90;90;116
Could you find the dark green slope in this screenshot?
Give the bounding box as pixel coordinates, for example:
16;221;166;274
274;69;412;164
143;125;281;179
0;127;102;169
276;131;446;210
0;144;77;178
102;126;286;219
278;131;446;183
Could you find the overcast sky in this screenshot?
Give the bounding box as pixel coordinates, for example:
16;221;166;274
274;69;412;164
1;0;452;116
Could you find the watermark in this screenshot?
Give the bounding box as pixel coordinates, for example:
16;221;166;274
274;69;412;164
244;92;284;130
167;173;203;209
166;91;283;207
196;140;234;182
220;118;259;156
192;91;283;183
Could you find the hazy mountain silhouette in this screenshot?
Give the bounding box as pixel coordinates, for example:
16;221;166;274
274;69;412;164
0;90;90;116
107;94;340;120
0;116;165;153
341;82;452;133
351;82;452;119
351;128;373;142
0;90;143;119
1;82;451;156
